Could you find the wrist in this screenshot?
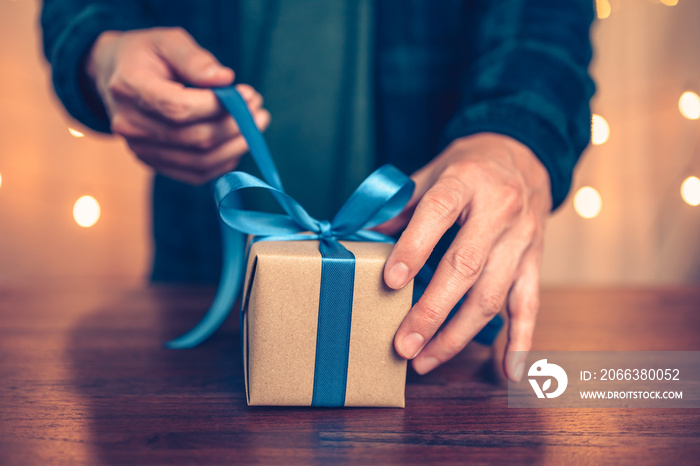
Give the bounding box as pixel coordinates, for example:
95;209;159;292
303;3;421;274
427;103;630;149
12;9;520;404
451;132;553;208
85;30;122;82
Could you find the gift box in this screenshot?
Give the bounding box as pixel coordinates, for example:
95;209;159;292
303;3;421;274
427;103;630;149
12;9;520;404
241;239;413;407
165;86;417;408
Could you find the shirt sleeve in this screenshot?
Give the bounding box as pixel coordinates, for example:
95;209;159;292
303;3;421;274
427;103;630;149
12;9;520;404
440;0;596;209
40;0;150;133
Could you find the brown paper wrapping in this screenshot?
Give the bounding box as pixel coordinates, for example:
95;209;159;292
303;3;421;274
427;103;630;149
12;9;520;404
241;240;413;407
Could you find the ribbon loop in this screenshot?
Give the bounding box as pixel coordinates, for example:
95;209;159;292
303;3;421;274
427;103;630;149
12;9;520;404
331;164;414;235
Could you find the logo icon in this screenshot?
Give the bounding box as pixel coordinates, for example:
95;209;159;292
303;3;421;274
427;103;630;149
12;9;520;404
528;359;568;398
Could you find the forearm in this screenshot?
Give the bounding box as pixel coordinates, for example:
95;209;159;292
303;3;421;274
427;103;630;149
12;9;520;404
442;0;596;209
41;0;148;132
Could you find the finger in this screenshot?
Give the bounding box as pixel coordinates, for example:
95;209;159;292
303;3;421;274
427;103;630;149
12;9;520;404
503;247;541;382
110;72;226;124
113;109;235;150
141;148;243;186
235;83;264;108
393;204;511;360
153;27;234;87
131;135;247;175
112;98;264;150
383;171;474;290
129;109;270;174
372;164;435;236
410;235;525;374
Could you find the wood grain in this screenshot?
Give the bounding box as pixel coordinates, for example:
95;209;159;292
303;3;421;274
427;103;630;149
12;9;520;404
1;284;699;464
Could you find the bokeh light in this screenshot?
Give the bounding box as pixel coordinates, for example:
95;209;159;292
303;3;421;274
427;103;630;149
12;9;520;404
681;176;700;206
574;187;602;219
0;171;3;189
660;0;679;6
678;91;700;120
596;0;611;19
73;195;101;227
68;127;85;138
591;114;610;145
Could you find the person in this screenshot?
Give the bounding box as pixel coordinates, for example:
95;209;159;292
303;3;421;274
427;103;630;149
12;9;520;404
41;0;595;382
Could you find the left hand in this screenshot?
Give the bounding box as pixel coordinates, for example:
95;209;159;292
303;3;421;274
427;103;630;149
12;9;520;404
376;133;552;381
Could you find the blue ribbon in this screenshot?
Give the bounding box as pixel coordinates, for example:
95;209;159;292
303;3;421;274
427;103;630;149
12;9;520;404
167;86;414;407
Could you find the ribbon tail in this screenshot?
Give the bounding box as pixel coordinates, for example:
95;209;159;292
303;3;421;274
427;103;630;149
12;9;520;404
166;219;246;349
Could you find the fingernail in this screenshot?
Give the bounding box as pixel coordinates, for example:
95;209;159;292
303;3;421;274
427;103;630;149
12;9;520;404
386;262;410;289
204;65;231;79
513;362;525;382
413;356;440;375
202;64;219;78
398;332;424;359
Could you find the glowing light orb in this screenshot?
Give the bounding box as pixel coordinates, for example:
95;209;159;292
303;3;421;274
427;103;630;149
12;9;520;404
679;91;700;120
68;127;85;138
681;176;700;206
591;114;610;145
574;187;602;219
73;195;101;227
596;0;611;19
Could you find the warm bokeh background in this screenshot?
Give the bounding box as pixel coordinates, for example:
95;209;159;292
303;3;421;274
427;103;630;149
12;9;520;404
1;0;699;286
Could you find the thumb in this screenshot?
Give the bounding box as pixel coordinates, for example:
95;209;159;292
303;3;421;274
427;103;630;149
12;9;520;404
154;28;234;87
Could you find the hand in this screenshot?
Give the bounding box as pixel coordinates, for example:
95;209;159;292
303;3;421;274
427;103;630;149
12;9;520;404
377;133;552;381
86;27;270;185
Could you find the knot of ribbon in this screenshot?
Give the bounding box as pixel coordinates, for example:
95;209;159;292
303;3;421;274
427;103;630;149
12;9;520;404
318;221;333;238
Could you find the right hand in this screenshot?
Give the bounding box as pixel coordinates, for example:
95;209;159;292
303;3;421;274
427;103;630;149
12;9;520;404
86;27;270;185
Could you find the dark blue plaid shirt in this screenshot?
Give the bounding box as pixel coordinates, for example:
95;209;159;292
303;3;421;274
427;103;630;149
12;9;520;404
42;0;595;282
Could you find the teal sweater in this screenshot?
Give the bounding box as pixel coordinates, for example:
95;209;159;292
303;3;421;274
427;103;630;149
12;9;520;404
41;0;595;282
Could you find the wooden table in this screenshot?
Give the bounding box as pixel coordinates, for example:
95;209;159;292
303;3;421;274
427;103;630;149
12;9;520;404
1;283;699;464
